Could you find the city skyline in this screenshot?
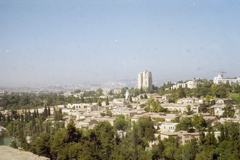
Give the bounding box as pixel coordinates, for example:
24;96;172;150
1;0;240;87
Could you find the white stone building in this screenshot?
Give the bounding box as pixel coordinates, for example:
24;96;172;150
215;98;234;104
112;98;125;105
161;103;202;114
160;122;178;133
66;103;90;109
210;104;226;116
171;79;198;90
162;94;173;101
160;131;200;145
138;70;152;89
213;74;240;85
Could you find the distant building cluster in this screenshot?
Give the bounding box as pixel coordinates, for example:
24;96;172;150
171;79;198;90
2;71;240;148
138;70;152;89
213;74;240;85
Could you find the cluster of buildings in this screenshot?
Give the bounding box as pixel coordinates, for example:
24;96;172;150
213;73;240;85
1;71;240;147
2;91;237;146
52;71;240;146
166;73;240;91
46;91;239;146
171;79;199;90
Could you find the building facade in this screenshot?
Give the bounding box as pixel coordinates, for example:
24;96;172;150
171;80;198;90
138;70;152;89
213;74;240;85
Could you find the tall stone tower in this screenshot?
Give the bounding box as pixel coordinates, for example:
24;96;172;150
138;70;152;89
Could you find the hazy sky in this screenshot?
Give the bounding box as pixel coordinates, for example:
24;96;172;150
1;0;240;87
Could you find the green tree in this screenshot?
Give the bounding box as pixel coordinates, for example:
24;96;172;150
10;139;18;149
222;104;235;118
175;140;198;160
129;95;133;102
73;89;81;93
137;116;155;141
176;118;193;132
18;134;29;150
94;121;114;160
66;120;82;143
186;105;192;115
146;98;167;112
11;110;19;120
204;131;217;147
205;94;211;103
192;114;206;131
151;138;164;160
54;108;63;121
47;106;51;116
216;86;227;98
114;115;129;131
97;99;102;106
96;88;103;96
178;86;186;98
50;129;67;159
100;112;106;117
216;140;232;160
19;95;30;106
106;96;109;105
106;110;113;117
144;94;148;99
163;137;178;160
31;132;51;158
132;122;140;158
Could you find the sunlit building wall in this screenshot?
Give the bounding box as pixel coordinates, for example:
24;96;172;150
138;70;152;89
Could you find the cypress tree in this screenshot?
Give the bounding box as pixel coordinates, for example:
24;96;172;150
36;109;39;118
129;95;133;103
178;86;186;98
47;106;51;116
33;110;36;119
44;106;47;118
25;110;28;123
81;96;84;103
2;114;6;122
106;96;109;105
20;114;24;122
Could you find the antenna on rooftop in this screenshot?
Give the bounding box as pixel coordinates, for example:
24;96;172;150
213;71;227;77
219;71;226;77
